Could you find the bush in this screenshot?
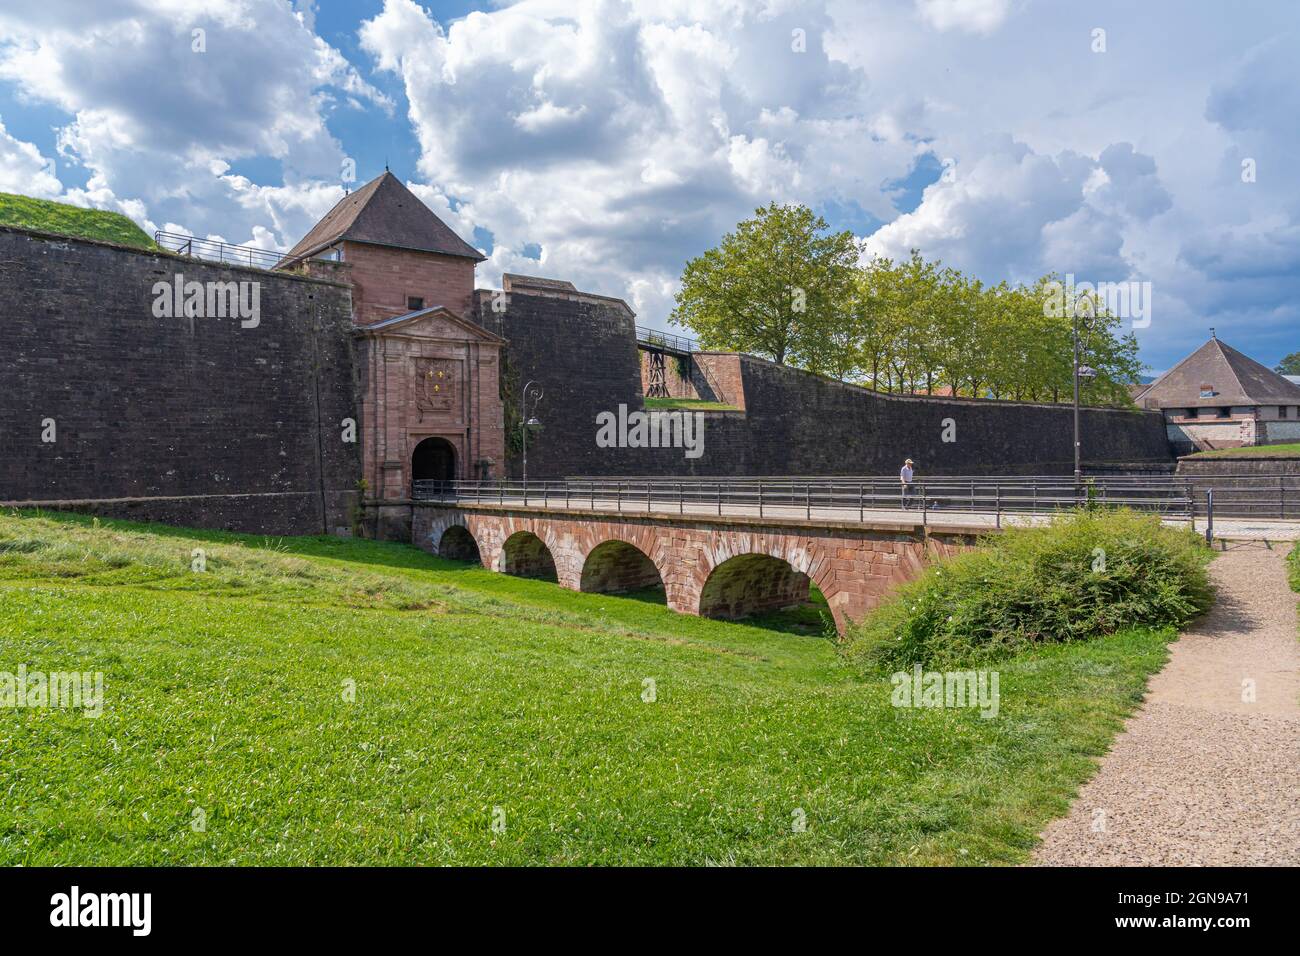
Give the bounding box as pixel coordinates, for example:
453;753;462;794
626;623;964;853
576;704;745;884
1289;542;1300;594
842;509;1213;673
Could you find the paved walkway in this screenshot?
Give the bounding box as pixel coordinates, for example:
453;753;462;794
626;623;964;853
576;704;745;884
1033;542;1300;865
427;495;1300;541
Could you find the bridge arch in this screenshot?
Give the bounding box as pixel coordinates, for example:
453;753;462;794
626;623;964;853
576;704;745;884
697;552;814;620
501;530;559;582
410;504;972;636
435;524;482;564
580;540;666;599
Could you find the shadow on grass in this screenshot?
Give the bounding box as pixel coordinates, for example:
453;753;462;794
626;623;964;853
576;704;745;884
10;508;456;572
550;582;834;639
744;586;838;639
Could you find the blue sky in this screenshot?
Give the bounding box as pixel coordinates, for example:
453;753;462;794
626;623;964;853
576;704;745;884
0;0;1296;374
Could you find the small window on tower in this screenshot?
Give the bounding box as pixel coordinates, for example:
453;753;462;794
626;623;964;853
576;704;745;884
408;296;425;311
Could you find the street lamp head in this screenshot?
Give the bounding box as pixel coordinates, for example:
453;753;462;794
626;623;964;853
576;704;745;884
1077;364;1097;381
525;417;542;428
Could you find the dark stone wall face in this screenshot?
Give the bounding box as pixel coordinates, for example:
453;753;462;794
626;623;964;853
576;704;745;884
474;288;1172;479
0;227;362;534
474;288;645;478
501;531;558;579
718;356;1173;477
437;524;483;562
698;553;811;619
579;540;663;594
1174;456;1300;518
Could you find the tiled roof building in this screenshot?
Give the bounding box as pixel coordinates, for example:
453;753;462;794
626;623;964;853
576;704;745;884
1134;336;1300;453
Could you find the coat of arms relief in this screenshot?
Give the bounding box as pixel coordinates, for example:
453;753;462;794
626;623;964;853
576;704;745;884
414;358;458;418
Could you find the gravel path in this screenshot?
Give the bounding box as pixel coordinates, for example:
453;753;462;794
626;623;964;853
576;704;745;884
1033;542;1300;865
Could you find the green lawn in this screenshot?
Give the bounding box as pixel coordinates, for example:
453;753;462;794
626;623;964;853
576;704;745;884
643;396;740;411
0;192;155;249
0;510;1172;865
1185;442;1300;458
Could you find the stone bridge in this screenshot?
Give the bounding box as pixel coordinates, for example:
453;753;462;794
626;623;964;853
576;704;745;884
411;503;977;634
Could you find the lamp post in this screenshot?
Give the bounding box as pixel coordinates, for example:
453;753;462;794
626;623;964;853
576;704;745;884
520;380;543;486
1072;305;1097;487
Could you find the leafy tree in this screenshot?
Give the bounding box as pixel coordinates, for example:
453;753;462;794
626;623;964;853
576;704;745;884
1275;351;1300;376
673;211;1145;407
855;258;895;390
671;203;858;367
1033;274;1143;405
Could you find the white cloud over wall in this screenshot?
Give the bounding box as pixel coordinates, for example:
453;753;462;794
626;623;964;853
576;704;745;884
0;117;61;197
913;0;1013;35
357;0;922;320
0;0;388;244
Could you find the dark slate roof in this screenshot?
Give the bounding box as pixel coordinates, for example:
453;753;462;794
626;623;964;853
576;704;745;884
1137;337;1300;409
279;171;485;265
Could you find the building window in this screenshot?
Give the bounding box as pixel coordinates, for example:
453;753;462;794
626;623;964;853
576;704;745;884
1217;407;1230;418
407;296;424;311
1282;406;1292;419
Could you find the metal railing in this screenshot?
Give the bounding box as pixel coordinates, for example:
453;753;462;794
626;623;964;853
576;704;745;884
636;326;698;353
562;472;1300;521
411;474;1211;527
154;230;286;271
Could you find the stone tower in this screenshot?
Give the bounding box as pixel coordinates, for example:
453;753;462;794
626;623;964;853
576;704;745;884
281;172;505;517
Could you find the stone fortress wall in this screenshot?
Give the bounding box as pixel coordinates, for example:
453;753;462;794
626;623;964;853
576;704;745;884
477;279;1172;480
0;224;1173;539
0;226;362;534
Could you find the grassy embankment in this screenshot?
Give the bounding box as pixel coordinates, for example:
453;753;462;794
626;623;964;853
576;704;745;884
643;397;739;412
0;508;1209;865
0;192;155;249
1185;442;1300;458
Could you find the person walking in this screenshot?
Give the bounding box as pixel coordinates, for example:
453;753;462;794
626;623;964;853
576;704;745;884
900;458;915;510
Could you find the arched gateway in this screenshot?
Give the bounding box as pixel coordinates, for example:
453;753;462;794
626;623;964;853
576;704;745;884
411;436;457;489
